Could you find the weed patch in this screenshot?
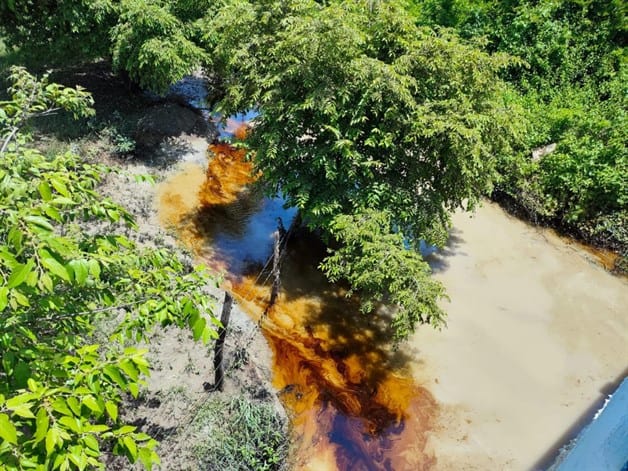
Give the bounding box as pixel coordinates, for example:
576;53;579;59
192;395;289;471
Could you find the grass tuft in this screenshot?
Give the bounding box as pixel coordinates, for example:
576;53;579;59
192;395;288;471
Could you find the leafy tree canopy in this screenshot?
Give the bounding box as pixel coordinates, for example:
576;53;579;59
406;0;627;257
205;0;523;336
415;0;626;88
1;0;527;335
0;0;216;92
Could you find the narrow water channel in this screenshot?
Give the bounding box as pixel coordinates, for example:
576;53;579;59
156;118;627;470
157;121;437;470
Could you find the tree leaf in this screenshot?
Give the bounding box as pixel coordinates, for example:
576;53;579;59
38;181;53;201
50;177;70;197
0;413;18;444
69;259;88;285
138;447;154;470
24;215;54;232
122;435;138;461
43;205;62;222
119;361;139;382
82;395;102;414
114;425;136;436
51;398;73;417
87;259;101;280
83;434;99;452
85;424;109;433
67;396;81;416
51;197;75;206
0;248;18;269
7;227;23;251
0;287;8;311
128;382;139;399
105;401;118;422
11;404;35;419
191;317;207;342
13;289;30;307
6;260;34;288
58;416;82;433
103;365;126;389
35;408;50;443
40;250;71;282
40;272;54;292
27;378;38;392
45;427;58;455
5;393;34;410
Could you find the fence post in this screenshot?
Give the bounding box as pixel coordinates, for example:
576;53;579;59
213;291;233;391
268;230;281;309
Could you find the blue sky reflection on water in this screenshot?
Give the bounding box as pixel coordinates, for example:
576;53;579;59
211;196;297;273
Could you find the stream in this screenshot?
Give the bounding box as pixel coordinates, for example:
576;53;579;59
155;109;627;470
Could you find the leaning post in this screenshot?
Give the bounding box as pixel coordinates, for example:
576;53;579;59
213;291;233;391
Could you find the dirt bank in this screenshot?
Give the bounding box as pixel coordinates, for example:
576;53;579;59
98;132;286;470
412;202;628;470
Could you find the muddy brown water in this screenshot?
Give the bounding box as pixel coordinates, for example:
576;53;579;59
156;127;627;470
411;205;628;470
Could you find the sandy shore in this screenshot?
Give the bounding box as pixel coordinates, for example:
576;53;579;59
411;202;628;470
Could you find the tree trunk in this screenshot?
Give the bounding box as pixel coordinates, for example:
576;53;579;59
213;291;233;391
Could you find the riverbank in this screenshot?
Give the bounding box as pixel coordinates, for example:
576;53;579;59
491;190;627;276
91;131;288;469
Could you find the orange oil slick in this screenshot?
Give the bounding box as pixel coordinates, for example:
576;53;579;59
199;141;259;207
156;127;438;470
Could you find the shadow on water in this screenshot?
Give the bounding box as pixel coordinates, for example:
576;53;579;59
237;230;437;470
425;227;466;274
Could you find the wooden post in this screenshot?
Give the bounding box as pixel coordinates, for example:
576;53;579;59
260;219;289;323
268;230;281;308
213;291;233;391
261;229;283;322
277;216;287;240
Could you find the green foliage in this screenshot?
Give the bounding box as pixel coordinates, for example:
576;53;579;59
0;68;219;469
111;0;208;93
0;0;214;93
1;66;95;146
409;0;625;89
409;0;627;259
211;0;523;242
98;125;136;156
192;396;288;471
495;72;627;231
536;85;626;222
0;0;117;64
321;210;447;340
206;0;523;333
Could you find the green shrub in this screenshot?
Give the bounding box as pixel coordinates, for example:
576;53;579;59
0;66;219;470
